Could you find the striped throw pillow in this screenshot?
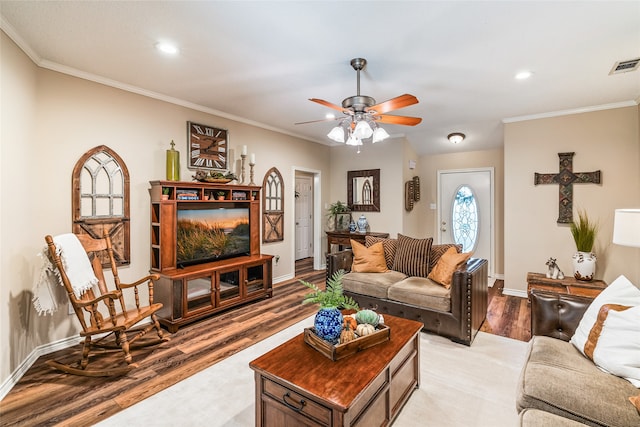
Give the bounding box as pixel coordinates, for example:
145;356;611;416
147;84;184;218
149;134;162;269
365;235;397;270
392;234;433;277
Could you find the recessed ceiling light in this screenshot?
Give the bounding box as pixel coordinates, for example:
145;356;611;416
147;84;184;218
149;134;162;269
325;113;335;120
155;42;179;55
515;71;533;80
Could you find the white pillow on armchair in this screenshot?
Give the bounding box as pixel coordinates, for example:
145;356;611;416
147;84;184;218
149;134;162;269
570;275;640;387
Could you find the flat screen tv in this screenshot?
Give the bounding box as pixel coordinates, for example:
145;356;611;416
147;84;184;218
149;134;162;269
176;203;250;267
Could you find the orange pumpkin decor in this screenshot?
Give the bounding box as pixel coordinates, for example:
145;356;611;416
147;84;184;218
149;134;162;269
343;315;357;330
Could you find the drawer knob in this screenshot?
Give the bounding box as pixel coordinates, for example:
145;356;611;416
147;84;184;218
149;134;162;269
283;392;306;412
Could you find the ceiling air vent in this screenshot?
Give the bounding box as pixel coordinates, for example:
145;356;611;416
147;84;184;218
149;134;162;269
609;58;640;75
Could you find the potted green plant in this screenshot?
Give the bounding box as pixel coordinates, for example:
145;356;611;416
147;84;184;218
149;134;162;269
216;191;226;201
161;187;170;200
300;270;359;343
570;209;598;281
328;201;351;231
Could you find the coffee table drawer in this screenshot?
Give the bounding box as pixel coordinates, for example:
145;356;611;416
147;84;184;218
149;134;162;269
262;378;331;425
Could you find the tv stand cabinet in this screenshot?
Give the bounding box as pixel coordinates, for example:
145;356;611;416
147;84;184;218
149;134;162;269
149;181;273;332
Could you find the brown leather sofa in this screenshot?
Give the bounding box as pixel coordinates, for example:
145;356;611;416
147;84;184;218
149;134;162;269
326;249;488;346
517;290;640;426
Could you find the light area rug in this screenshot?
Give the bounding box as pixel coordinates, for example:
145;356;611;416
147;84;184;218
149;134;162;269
96;316;528;427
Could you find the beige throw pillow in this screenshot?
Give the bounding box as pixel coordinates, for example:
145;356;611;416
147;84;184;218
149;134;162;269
427;246;472;289
351;240;388;273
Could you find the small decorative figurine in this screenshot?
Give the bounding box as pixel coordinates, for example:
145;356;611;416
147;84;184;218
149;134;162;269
545;257;565;280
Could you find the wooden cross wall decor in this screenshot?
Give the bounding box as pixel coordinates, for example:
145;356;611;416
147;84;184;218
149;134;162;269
534;152;601;223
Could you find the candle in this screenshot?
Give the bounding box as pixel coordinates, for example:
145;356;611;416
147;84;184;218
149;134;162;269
242;145;247;156
250;153;255;164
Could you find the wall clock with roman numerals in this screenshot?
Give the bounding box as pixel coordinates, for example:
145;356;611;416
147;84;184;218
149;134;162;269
187;121;228;170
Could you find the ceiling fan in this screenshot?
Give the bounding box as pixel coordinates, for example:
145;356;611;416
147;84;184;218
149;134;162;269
296;58;422;147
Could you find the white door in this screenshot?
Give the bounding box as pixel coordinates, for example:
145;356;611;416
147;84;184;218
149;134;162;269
437;168;494;277
295;175;313;260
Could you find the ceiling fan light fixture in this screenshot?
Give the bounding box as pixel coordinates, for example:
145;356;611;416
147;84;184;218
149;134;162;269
448;132;465;144
372;127;390;143
353;120;373;139
327;126;345;143
346;134;362;146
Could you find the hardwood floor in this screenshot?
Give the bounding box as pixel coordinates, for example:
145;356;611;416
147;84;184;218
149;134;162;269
481;279;531;342
0;259;529;426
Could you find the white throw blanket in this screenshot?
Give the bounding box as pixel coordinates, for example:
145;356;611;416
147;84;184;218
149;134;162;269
33;233;98;315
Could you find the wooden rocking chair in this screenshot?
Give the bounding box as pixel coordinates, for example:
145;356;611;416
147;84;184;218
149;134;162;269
44;232;168;376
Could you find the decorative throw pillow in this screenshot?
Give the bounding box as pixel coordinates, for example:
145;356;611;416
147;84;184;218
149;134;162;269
582;304;640;387
427;246;473;289
350;240;388;273
630;395;640;411
429;243;462;271
365;235;397;270
571;275;640;355
392;234;433;277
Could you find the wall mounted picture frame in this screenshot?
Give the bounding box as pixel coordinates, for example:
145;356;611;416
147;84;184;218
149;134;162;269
187;121;228;170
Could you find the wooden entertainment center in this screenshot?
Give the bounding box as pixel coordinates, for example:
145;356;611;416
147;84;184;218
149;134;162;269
149;180;273;332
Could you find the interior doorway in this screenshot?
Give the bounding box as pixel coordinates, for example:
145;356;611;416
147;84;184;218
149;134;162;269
295;173;313;260
292;167;323;272
437;168;494;277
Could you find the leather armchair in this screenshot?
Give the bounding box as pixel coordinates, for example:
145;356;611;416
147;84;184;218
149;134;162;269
529;290;592;341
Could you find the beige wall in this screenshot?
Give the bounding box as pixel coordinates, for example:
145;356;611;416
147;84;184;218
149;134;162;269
328;139;406;239
418;149;505;276
0;31;330;384
504;106;640;294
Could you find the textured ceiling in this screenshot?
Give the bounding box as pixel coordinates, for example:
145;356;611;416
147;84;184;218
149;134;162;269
1;1;639;155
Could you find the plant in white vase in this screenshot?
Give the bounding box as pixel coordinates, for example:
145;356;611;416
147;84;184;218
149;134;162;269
570;210;598;281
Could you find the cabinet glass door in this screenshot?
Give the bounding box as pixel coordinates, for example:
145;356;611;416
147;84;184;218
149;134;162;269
185;276;214;314
246;263;266;296
219;268;241;304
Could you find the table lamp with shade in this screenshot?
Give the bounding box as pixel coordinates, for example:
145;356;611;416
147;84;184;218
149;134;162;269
613;209;640;248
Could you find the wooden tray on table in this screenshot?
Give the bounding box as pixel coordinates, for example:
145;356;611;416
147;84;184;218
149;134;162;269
303;324;390;361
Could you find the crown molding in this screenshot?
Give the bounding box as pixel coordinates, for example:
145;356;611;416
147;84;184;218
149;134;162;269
503;100;638;123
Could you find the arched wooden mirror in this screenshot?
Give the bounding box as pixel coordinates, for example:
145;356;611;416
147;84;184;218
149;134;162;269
72;145;130;265
348;169;380;212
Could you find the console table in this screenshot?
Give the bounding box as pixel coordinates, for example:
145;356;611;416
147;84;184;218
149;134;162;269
326;231;389;252
250;314;422;426
526;272;607;300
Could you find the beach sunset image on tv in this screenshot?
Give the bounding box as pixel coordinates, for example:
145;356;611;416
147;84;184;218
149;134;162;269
176;207;250;266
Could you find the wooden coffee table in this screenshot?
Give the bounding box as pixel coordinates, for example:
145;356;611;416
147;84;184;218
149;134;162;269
249;314;423;427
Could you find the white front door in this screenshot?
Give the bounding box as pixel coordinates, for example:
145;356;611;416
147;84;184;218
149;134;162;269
295;175;313;260
437;168;494;277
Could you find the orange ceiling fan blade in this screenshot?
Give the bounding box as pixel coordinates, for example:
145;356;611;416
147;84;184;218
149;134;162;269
375;114;422;126
367;94;419;114
309;98;345;112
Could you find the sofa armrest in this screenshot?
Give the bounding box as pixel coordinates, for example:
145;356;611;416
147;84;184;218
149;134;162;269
450;258;488;340
326;250;354;282
530;290;592;341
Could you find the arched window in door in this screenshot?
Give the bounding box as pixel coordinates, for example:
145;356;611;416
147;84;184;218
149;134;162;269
451;185;478;253
72;145;130;265
262;167;284;243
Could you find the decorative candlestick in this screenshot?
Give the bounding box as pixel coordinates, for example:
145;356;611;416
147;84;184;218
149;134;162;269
240;154;246;184
249;162;256;186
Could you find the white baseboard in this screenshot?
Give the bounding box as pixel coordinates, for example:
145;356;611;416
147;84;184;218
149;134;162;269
273;272;295;285
0;335;81;401
503;287;528;298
